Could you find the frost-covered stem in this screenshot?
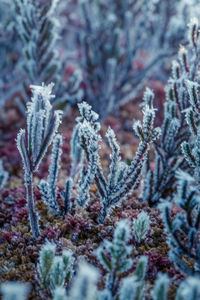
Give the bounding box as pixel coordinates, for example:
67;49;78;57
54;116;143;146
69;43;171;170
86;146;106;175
98;204;107;225
24;171;40;237
63;178;73;214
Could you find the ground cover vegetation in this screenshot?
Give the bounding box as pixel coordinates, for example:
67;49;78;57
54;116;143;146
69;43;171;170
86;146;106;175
1;0;200;299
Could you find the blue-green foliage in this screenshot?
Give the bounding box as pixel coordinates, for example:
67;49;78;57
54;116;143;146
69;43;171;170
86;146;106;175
95;219;133;297
175;276;200;300
159;20;200;276
119;256;148;300
152;273;170;300
162;170;200;274
39;134;63;214
142;18;200;207
36;241;74;296
0;159;8;189
79;0;167;119
61;177;73;215
16;83;62;237
74;98;160;223
69;261;99;300
0;282;30;300
14;0;82;106
133;211;151;244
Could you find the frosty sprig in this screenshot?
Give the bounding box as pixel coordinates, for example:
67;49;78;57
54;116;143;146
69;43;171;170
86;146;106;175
95;220;133;297
73;98;160;223
39;134;63;214
119;256;148;300
79;0;167;119
14;0;82;106
133;211;151;244
17;83;62;237
142;18;200;207
36;241;74;297
69;261;99;300
162;170;200;275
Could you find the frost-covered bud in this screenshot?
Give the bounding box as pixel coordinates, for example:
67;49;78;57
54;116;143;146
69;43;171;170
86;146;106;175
50;257;66;289
172;60;181;80
38;242;56;284
95;219;133;285
152;273;170;300
133;211;151;243
178;46;189;73
50;249;74;291
0;282;30;300
114;219;131;246
133;120;144;140
188;17;199;48
69;261;99;300
62;249;75;280
142;88;154;107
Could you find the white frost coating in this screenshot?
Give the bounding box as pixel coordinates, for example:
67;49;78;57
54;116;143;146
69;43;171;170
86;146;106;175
133;211;151;243
69;261;99;300
0;282;30;300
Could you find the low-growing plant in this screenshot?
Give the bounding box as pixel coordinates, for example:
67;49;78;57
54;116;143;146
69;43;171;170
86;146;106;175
36;241;74;297
73;98;160;223
17;83;62;237
133;211;151;244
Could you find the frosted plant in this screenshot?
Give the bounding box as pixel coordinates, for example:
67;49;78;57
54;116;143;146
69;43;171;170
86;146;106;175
175;277;200;300
0;282;30;300
161;170;200;275
74;94;160;222
14;0;82;106
69;261;99;300
39;133;74;216
79;0;167;119
133;211;151;244
37;242;56;288
60;177;73;215
119;256;148;300
50;249;75;292
152;273;170;300
142;18;200;207
0;1;21;106
39;134;63;214
70;101;100;178
181;79;200;184
17;83;62;237
95;220;133;297
36;241;74;297
0;159;8;189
